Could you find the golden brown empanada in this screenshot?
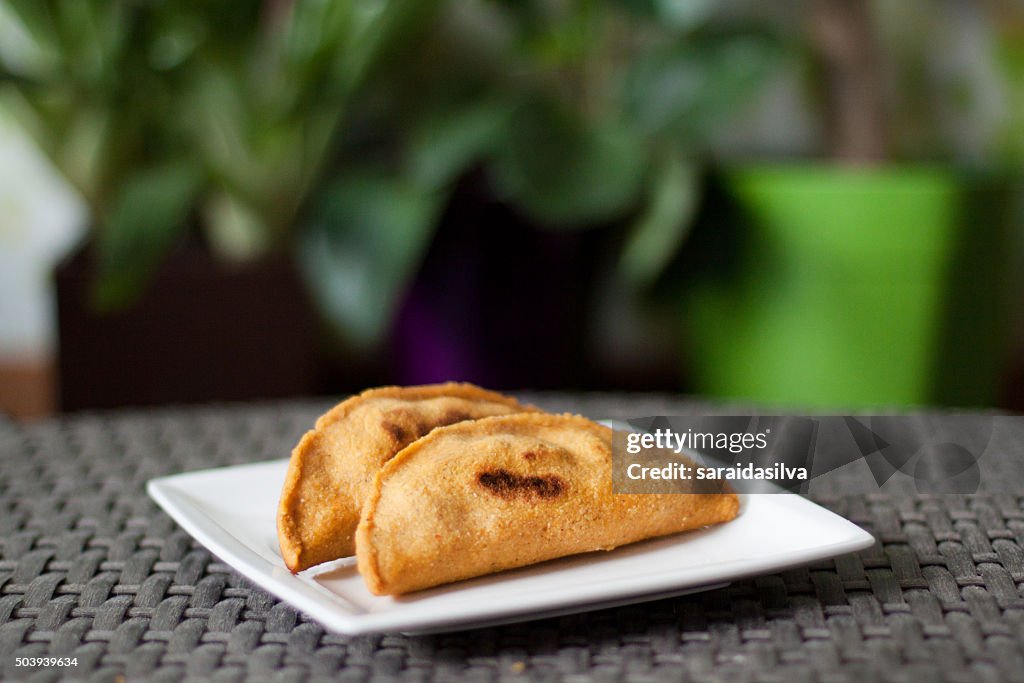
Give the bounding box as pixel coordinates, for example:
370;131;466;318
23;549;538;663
356;413;739;595
277;383;534;572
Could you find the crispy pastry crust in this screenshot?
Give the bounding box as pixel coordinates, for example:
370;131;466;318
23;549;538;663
277;383;533;572
356;413;740;595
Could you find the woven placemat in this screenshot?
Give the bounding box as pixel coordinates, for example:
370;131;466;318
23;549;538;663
2;394;1024;682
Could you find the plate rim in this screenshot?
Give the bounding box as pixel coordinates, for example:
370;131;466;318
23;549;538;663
147;459;875;634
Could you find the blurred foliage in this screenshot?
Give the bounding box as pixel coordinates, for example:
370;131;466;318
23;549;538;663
989;1;1024;166
0;0;777;350
786;0;1024;168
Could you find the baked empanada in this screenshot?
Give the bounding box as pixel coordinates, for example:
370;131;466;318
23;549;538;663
356;413;739;595
277;383;533;572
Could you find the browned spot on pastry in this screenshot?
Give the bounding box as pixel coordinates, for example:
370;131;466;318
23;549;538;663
381;420;408;443
476;469;565;500
380;421;399;444
522;451;537;461
380;409;429;445
383;407;475;445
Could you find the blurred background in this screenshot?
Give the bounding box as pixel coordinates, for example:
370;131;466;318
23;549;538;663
1;0;1023;419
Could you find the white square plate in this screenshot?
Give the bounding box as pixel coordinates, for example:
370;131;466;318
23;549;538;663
147;459;873;634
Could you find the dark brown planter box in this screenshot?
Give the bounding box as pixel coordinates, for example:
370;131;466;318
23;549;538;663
55;239;321;412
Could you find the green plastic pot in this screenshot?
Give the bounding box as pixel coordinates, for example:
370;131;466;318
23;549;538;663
686;165;1013;408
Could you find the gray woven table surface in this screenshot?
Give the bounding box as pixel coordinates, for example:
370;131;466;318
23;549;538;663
2;393;1024;683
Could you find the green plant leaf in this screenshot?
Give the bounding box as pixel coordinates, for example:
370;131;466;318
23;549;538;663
618;151;698;289
407;95;516;190
297;173;444;350
185;63;252;188
1;0;57;54
490;99;647;228
92;161;202;310
52;0;113;83
341;0;444;92
0;89;61;173
0;65;38;86
623;31;778;148
58;104;114;202
202;191;271;263
606;0;715;31
992;25;1024;166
